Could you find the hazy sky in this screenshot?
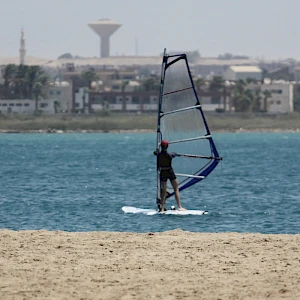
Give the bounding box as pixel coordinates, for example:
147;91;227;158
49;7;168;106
0;0;299;60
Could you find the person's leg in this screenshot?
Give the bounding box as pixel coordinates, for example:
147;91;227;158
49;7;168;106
160;180;167;212
171;179;185;210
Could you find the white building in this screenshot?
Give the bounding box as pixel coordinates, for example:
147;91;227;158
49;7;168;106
88;91;227;113
0;83;72;114
223;66;263;81
261;82;293;113
75;87;90;113
89;93;158;112
47;82;73;112
0;99;55;114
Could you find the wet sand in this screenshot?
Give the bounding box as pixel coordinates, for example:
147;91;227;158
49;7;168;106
0;229;299;300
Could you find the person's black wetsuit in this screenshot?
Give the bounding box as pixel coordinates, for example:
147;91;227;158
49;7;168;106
156;149;177;182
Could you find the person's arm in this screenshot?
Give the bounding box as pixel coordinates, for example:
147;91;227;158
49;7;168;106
153;149;159;156
170;152;178;158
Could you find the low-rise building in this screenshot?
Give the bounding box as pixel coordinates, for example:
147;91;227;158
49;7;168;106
88;90;230;113
47;82;73;112
89;91;158;112
223;66;263;81
75;87;90;113
261;82;293;113
246;81;294;113
0;99;56;114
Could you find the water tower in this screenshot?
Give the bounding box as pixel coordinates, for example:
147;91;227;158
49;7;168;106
88;18;121;58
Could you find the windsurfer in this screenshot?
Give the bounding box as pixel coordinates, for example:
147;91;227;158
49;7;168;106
154;140;186;212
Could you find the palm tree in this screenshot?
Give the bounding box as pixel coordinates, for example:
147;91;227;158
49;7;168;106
262;90;272;112
141;74;160;91
26;66;50;111
209;76;224;92
81;69;99;88
27;66;39;98
244;89;254;112
194;77;206;105
81;87;90;113
3;64;17;98
194;77;206;92
231;80;247;112
232;81;266;112
209;76;226;110
33;79;48;111
235;80;247;94
102;100;110;115
15;64;29;99
2;64;50;111
121;80;129;111
54;101;61;113
251;88;263;112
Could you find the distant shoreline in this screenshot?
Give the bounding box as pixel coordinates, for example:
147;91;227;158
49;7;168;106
1;128;300;134
0;113;299;133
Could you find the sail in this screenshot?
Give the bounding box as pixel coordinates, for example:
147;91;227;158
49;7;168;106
156;49;221;201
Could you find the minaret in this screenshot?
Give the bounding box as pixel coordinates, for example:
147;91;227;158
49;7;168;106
19;29;26;65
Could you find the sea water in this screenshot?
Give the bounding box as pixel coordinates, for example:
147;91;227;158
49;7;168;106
0;132;299;234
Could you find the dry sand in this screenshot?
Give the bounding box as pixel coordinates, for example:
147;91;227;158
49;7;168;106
0;229;299;300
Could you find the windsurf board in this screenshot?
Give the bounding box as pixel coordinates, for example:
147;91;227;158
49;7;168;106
122;206;208;216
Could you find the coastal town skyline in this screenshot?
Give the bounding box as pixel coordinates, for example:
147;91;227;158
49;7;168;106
0;0;300;61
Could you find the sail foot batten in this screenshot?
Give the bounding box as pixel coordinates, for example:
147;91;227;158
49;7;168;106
175;153;222;160
175;173;205;179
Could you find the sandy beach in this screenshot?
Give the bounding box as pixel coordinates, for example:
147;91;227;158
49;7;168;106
0;230;299;300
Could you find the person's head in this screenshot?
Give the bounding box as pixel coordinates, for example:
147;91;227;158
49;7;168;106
161;140;169;150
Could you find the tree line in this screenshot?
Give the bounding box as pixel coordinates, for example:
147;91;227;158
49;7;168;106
2;64;296;113
1;64;50;110
142;74;273;112
195;76;273;112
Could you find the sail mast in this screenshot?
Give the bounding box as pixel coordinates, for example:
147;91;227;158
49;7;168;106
156;48;167;208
